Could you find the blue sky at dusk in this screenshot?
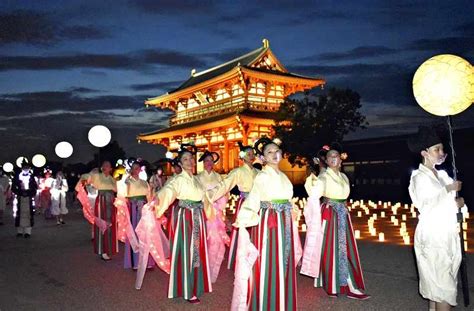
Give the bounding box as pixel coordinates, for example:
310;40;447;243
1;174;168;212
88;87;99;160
0;0;473;163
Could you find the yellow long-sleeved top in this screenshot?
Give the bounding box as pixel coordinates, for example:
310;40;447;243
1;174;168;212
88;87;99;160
309;168;350;200
234;165;293;228
87;172;117;192
197;170;223;190
154;171;206;218
211;164;259;202
125;176;149;197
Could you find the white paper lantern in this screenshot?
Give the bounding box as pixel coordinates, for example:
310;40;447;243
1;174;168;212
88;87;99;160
2;162;14;173
88;125;111;148
165;151;174;159
16;156;27;168
55;141;73;159
413;54;473;116
32;154;47;168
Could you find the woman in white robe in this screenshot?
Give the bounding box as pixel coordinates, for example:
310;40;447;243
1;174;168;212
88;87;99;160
50;171;69;225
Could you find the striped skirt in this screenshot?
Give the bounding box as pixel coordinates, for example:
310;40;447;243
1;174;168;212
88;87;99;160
166;200;179;242
168;202;212;299
124;196;154;269
248;205;297;310
93;190;118;256
228;192;248;270
315;201;365;294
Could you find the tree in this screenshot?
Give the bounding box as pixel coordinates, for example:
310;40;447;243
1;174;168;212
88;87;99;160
86;140;126;169
273;87;367;166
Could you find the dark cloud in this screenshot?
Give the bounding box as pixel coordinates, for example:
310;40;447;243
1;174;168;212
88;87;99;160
299;46;399;62
453;22;474;36
0;10;110;46
407;37;474;55
128;81;182;91
0;49;208;72
0;10;57;45
288;63;406;76
59;25;109;40
129;0;215;14
67;87;102;94
0;91;144;116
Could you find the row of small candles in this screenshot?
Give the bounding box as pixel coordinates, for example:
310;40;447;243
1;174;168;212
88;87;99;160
223;196;471;251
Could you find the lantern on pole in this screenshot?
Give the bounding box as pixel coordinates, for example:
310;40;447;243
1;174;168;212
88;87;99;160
16;156;27;168
2;162;14;173
32;154;47;168
55;141;74;159
412;54;473;307
88;125;111;148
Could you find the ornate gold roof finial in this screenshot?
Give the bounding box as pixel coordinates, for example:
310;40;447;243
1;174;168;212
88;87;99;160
191;68;196;76
262;38;269;48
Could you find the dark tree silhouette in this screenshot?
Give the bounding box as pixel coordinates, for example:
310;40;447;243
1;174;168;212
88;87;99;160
273;87;368;166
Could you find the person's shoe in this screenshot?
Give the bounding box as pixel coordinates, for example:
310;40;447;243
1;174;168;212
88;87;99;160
16;233;23;238
24;234;31;239
100;254;111;261
347;292;370;300
56;221;61;225
187;297;200;304
60;220;66;225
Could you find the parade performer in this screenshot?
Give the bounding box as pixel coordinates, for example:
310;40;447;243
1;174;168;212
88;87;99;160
210;142;259;270
122;161;154;270
50;171;68;225
149;166;165;195
0;169;11;225
232;137;302;310
12;160;38;238
408;126;467;310
153;144;212;303
38;168;54;218
304;143;368;300
164;158;182;242
84;161;118;261
197;150;230;283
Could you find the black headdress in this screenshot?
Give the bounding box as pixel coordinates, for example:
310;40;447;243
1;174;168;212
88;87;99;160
176;143;197;162
254;137;278;156
198;150;220;163
407;125;444;153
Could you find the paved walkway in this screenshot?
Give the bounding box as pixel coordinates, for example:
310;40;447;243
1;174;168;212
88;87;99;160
0;208;473;310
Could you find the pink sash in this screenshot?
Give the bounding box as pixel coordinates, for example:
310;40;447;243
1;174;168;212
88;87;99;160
75;184;109;234
300;192;323;278
114;196;139;252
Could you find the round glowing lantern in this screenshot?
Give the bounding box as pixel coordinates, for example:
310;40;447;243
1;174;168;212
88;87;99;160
55;141;73;159
32;154;47;168
165;151;174;159
16;156;27;168
2;162;14;173
88;125;111;148
413;54;473;116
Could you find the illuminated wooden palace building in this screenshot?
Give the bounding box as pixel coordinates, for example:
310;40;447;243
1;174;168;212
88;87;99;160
138;39;324;179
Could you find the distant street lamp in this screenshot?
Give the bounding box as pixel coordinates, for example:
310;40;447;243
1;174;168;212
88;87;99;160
2;162;14;173
55;141;74;159
32;154;47;168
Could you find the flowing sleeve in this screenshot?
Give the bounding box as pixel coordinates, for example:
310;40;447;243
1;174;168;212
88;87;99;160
234;173;262;228
155;178;178;218
308;173;326;199
210;169;239;202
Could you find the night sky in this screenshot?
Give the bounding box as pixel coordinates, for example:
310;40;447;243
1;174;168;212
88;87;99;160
1;0;473;164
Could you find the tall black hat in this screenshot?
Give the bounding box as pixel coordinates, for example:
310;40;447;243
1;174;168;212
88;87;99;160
198;150;220;163
407;126;443;153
